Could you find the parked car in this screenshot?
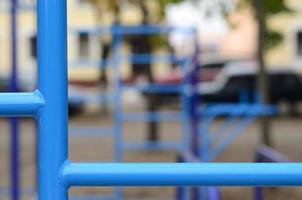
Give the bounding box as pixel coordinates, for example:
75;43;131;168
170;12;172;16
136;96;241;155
150;60;302;109
200;61;302;104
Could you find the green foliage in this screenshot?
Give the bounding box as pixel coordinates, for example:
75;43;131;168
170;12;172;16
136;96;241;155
265;30;283;50
238;0;291;16
230;0;291;50
87;0;292;50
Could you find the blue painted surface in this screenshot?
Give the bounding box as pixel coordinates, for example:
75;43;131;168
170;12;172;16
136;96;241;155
68;23;196;199
37;0;68;199
10;1;19;200
253;146;291;200
62;163;302;186
70;25;196;35
70;54;185;68
121;84;182;93
0;92;44;116
1;1;300;200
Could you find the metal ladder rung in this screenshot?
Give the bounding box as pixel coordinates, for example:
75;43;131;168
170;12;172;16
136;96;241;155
121;84;182;93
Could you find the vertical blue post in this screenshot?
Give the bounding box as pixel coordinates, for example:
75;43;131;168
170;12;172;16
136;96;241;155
112;26;123;200
112;26;122;163
180;58;191;154
37;0;68;200
10;0;19;200
254;187;263;200
190;34;201;200
190;33;201;158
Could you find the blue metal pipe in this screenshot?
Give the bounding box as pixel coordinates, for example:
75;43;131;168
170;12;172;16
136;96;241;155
111;26;123;200
70;25;196;35
201;104;276;116
37;0;68;199
62;163;302;187
204;116;254;161
10;1;19;200
255;146;291;163
10;117;19;200
0;91;44;116
121;84;182;93
70;54;185;68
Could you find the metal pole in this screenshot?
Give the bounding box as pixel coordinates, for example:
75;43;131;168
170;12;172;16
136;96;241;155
62;163;302;186
37;0;68;199
10;0;19;199
190;34;201;200
112;26;123;200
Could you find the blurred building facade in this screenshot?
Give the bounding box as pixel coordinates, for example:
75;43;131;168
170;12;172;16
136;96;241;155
266;0;302;71
0;0;172;85
0;0;302;87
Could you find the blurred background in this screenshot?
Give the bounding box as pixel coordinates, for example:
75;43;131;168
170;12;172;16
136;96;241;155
0;0;302;199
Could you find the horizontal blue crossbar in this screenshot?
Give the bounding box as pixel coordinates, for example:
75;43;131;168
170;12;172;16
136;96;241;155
121;84;182;93
122;111;182;122
70;25;196;35
61;163;302;187
201;104;276;116
0;91;44;116
128;54;185;64
70;54;186;67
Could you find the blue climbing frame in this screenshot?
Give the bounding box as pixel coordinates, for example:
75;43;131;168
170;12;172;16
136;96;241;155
1;1;302;200
69;24;196;154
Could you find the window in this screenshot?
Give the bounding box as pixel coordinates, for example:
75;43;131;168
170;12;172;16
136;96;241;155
19;0;36;7
78;0;90;4
296;31;302;58
78;33;89;59
30;34;37;59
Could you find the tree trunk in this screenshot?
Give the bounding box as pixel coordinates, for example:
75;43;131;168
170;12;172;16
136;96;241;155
254;0;272;147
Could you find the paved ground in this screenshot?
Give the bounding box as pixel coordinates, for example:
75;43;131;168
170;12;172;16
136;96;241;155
0;109;302;200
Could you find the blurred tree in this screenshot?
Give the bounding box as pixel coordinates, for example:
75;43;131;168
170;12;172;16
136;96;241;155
201;0;291;146
241;0;290;147
238;0;291;49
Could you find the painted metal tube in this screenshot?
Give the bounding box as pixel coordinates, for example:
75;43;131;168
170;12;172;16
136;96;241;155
121;84;182;93
111;27;123;200
205;117;255;161
0;91;44;116
62;163;302;187
10;0;20;200
255;146;291;163
69;25;196;35
70;55;185;68
37;0;68;199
